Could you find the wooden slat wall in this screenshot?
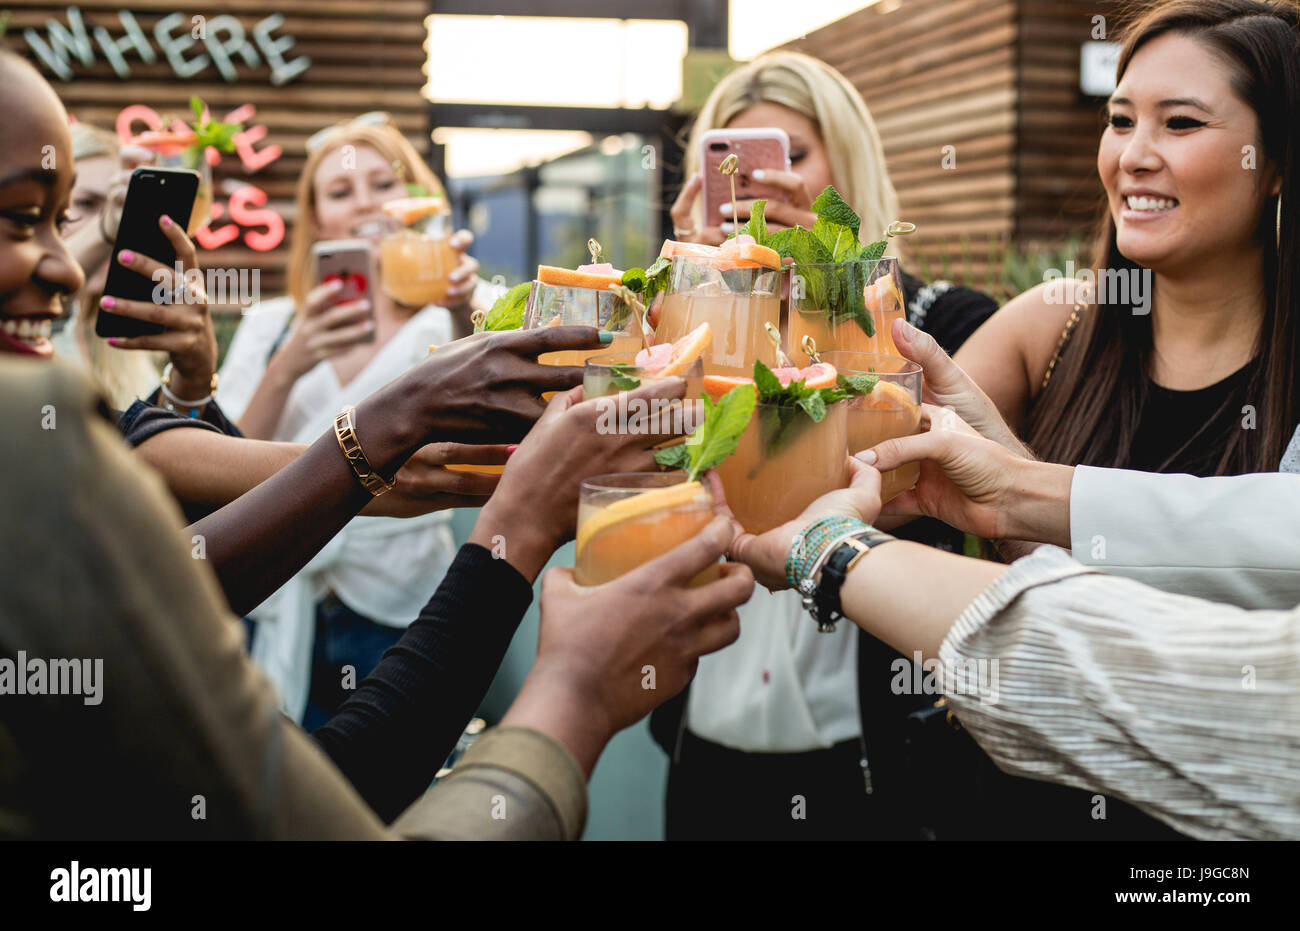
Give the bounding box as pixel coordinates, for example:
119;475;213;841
3;1;431;309
783;0;1122;298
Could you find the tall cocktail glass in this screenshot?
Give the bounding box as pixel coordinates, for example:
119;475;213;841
714;400;848;534
788;257;906;366
525;280;644;369
655;256;780;377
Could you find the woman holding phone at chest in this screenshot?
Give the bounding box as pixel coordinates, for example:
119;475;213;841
655;52;997;840
218;116;494;727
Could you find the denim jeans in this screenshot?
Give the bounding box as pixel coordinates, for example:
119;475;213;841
301;593;404;731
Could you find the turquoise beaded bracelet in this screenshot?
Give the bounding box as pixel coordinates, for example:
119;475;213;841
786;515;871;589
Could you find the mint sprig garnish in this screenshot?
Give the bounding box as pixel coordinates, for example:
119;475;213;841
479;281;531;332
622;256;672;309
773;184;898;334
189;96;241;154
608;363;641;391
654;384;756;481
838;371;880;396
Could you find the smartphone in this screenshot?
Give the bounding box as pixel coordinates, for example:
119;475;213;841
96;167;199;339
313;239;375;342
698;128;791;224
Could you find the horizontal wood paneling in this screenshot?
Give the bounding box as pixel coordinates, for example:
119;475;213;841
783;0;1124;297
3;2;430;311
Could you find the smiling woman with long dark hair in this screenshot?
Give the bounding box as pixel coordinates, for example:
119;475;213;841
934;0;1300;839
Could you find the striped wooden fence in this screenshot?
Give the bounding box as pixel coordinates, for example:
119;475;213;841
3;0;431;311
784;0;1124;299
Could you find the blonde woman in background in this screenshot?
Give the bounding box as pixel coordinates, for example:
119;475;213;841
218;115;502;728
651;51;997;840
56;123;162;407
670;50;899;247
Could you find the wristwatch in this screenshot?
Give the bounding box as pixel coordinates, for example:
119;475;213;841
799;527;896;632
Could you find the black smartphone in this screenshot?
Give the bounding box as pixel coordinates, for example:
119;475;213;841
96;167;199;339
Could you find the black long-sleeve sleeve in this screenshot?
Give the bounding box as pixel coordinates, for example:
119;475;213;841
311;542;535;822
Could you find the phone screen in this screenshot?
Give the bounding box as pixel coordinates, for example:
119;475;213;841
96;168;199;339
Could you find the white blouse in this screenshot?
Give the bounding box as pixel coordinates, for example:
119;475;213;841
943;546;1300;841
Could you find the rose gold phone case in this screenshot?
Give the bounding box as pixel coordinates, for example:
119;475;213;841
699;129;792;224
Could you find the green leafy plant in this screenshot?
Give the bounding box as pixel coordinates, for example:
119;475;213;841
654;383;757;481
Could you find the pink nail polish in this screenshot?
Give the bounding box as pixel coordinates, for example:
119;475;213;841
106;337;120;346
506;444;519;456
118;250;134;264
100;296;115;309
161;215;173;228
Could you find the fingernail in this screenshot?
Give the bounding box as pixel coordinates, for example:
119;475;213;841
718;203;732;216
856;449;878;465
506;444;519;456
118;250;134;264
100;296;115;309
720;222;734;233
106;337;120;346
598;330;615;344
752;169;767;180
898;320;918;343
161;215;173;228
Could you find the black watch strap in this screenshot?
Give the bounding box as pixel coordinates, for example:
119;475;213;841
811;528;896;631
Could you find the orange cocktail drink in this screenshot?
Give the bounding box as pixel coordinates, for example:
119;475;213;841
788;257;906;366
655;256;780;377
379;198;457;306
575;472;718;586
821;351;923;502
714;400;848;534
525;280;643;369
582;351;705;401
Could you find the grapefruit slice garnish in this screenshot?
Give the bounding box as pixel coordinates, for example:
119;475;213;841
855;379;918;411
767;363;837;388
633;343;674;370
703;374;754;400
864;275;904;314
131;129;198;155
537;264;625;291
635;322;711;376
659;240;723;260
576;480;706;556
381;196;447;225
797;362;838;389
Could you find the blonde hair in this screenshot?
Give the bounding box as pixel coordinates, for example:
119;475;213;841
69;122;163;407
687;51;900;250
70;121;120;162
286;121;446;308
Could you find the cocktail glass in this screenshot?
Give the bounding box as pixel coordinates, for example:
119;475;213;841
582;350;704;401
575;472;717;586
714;400;849;534
525;280;645;369
788;257;906;366
379;204;459;307
821;351;923;502
655;255;780;377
